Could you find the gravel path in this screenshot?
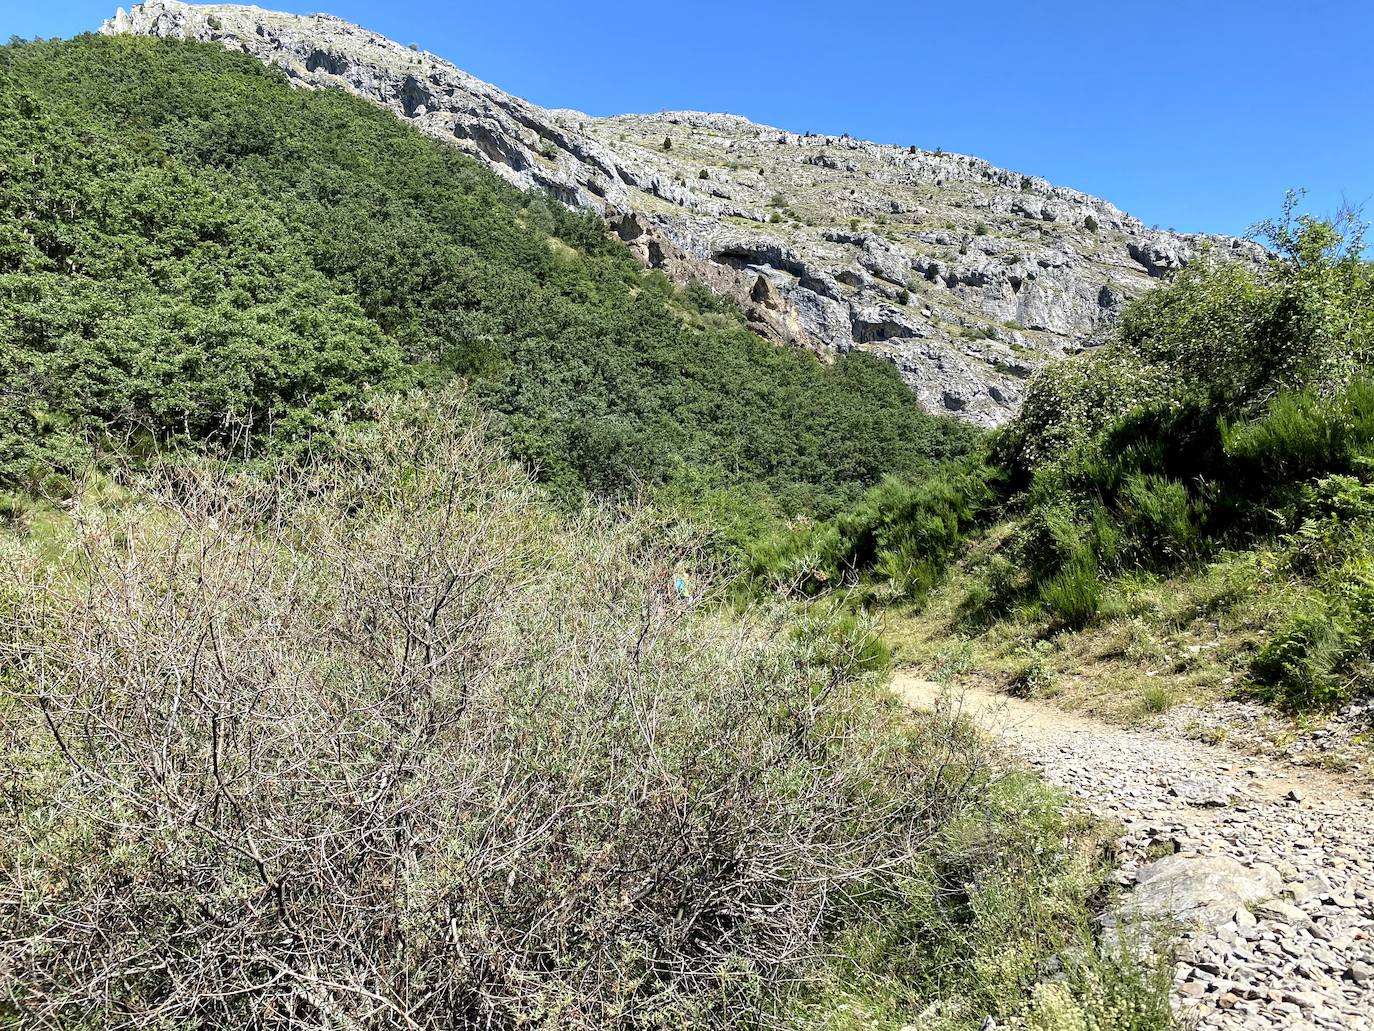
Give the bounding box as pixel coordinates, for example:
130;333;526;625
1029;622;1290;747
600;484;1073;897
894;675;1374;1030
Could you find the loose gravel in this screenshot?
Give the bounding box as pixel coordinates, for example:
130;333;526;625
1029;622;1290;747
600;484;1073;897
895;675;1374;1031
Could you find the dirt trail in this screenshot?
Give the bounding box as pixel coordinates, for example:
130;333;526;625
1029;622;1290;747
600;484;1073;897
893;673;1374;1031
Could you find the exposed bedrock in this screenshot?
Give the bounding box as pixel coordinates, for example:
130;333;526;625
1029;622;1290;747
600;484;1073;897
105;1;1266;426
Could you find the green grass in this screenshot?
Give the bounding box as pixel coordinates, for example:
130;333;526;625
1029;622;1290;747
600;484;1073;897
887;541;1298;726
1138;683;1175;715
796;774;1172;1031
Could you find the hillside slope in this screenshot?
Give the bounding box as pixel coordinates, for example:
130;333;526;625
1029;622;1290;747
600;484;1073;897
0;32;972;521
103;0;1263;425
0;27;1192;1028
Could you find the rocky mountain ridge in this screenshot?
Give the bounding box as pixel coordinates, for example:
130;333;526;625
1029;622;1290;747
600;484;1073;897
102;0;1264;425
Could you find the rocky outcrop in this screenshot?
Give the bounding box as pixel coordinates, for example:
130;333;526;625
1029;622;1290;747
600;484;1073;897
103;1;1265;426
102;0;633;210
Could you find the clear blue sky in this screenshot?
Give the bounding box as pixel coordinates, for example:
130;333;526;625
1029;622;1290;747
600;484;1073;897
7;0;1372;239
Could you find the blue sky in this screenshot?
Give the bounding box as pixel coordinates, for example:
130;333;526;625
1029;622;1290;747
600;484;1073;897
7;0;1372;240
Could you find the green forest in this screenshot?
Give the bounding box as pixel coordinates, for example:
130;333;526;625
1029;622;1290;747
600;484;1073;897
0;33;971;533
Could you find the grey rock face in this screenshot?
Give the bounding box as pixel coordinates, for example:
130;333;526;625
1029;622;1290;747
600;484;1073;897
103;1;1265;426
102;0;632;210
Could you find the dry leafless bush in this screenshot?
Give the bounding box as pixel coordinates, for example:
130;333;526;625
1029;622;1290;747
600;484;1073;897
0;392;986;1029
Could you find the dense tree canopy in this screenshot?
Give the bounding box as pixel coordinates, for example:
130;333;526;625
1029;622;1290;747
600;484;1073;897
0;34;973;522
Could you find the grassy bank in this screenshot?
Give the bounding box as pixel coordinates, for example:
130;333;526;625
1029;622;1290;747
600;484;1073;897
760;201;1374;715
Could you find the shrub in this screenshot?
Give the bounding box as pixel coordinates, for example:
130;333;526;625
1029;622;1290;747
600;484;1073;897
1118;473;1203;562
790;600;893;679
974;222;989;236
1005;204;1372;484
809;772;1164;1029
1139;683;1174;714
698;167;709;179
0;491;33;525
1249;474;1374;706
661;135;671;150
759;463;994;601
1252;602;1352;708
1024;928;1172;1031
1222;378;1374;483
1083;214;1098;233
1038;554;1103;628
1010;643;1057;698
0;394;985;1028
897;287;910;305
956;553;1020;630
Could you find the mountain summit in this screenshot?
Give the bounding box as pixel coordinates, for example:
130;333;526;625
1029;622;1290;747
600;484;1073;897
103;0;1260;425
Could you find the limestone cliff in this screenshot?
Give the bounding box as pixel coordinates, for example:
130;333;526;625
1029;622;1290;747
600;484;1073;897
103;0;1263;425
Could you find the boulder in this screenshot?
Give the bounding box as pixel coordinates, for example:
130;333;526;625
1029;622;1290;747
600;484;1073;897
1164;774;1239;807
1131;855;1281;929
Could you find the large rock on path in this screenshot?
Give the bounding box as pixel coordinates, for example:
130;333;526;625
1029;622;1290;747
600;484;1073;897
1132;854;1281;929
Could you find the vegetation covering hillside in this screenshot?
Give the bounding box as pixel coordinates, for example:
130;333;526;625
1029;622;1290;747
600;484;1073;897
1;13;1362;1031
769;199;1374;712
0;32;1175;1031
0;33;972;537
